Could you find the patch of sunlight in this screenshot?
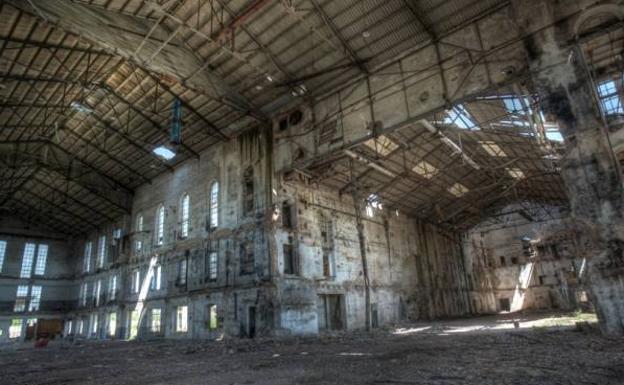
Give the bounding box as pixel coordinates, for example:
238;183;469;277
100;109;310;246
130;256;158;339
392;326;432;335
510;262;535;312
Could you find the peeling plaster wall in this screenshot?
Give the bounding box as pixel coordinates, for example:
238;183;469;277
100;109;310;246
67;128;275;340
270;179;474;334
464;205;590;314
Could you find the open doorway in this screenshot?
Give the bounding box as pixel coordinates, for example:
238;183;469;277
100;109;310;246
317;294;345;331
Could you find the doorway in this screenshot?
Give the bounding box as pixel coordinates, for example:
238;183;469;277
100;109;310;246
318;294;344;331
248;306;256;338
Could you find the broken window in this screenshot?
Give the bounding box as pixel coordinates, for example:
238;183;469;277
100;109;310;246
34;244;48;276
282;201;293;228
597;79;623;116
151;308;161;333
180;193;190;238
207;304;218;330
28;286;42;312
135;214;143;252
243;167;254;216
0;240;6;272
177;258;187;286
365;194;382;217
14;285;28;312
500;256;506;267
20;243;35;278
9;319;22;339
239;242;255;275
511;257;519;265
209;181;219;229
206;251;217;281
156;205;165;246
83;241;92;273
97;235;106;268
283;237;298;275
176;305;188;332
522;237;533;258
445;104;477;130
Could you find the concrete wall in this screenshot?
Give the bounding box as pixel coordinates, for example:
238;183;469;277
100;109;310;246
270;180;474;335
0;217;76;343
61;122;479;340
463;204;590;314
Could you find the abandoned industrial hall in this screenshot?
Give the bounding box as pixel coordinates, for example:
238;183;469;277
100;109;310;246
0;0;623;384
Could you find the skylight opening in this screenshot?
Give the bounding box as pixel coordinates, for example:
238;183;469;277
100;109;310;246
153;146;176;160
597;80;623;116
502;96;532;115
507;168;525;179
363;135;398;157
445;104;477;130
480;141;507;157
412;160;438;179
448;182;469;197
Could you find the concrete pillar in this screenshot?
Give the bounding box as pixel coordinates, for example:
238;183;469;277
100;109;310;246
513;0;624;334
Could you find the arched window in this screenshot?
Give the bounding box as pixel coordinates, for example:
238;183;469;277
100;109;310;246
209;181;219;229
156;205;165;245
135;214;143;252
181;194;190;238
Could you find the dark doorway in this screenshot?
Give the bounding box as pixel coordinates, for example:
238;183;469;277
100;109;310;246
318;294;344;331
248;306;256;338
499;298;511;312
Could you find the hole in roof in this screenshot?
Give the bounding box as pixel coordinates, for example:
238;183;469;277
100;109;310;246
153;146;176;160
363;135;398;157
445;104;477;130
412;160;438;179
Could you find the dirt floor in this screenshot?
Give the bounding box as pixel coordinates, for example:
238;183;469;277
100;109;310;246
1;312;623;385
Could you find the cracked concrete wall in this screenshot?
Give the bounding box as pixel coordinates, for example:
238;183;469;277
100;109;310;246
513;0;624;334
61;119;479;339
270;179;474;334
464;204;591;314
67;127;274;340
